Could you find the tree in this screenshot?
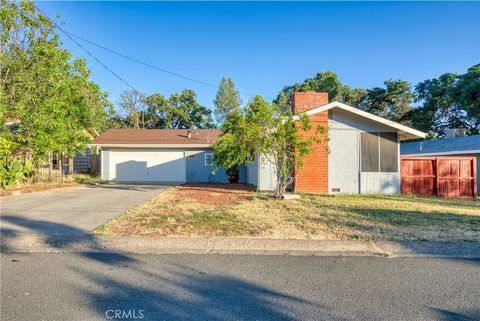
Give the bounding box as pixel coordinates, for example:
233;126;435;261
213;77;242;125
358;80;413;124
457;64;480;132
213;95;326;197
143;89;214;129
0;0;110;165
119;89;146;129
274;71;366;113
412;68;479;138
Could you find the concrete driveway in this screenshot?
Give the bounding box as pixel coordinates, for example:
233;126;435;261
0;184;166;235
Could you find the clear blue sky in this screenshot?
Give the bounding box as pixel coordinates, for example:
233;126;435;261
38;1;480;110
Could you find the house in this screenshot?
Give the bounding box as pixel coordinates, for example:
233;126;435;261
401;133;480;192
91;129;252;186
91;91;425;194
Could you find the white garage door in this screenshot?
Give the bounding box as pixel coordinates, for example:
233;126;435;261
107;149;186;183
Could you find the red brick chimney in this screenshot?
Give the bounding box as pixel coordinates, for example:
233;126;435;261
291;91;329;194
291;91;329;114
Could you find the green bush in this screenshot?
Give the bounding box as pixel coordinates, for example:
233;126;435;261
0;157;35;188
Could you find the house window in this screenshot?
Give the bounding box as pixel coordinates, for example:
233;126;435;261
205;153;214;166
361;132;398;172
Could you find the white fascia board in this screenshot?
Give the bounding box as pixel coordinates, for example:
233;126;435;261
293;101;426;140
89;143;213;148
401;150;480;157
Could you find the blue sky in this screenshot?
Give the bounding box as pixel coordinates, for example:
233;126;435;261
37;1;480;110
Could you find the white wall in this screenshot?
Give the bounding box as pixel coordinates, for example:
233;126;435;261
102;148;186;183
257;154;277;191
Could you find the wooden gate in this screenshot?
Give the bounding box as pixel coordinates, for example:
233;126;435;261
401;157;477;199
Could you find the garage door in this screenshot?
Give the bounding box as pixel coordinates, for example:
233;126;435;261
108;149;186;183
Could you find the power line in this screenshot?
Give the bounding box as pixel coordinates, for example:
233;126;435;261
64;30;271;100
35;5;140;93
36;5;273;101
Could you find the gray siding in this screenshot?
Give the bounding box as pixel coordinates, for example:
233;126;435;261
246;156;258;187
328;109;401;194
73;149;91;173
185;149;246;183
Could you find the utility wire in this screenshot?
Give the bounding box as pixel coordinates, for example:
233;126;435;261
35;5;140;93
36;5;273;100
64;30;271;100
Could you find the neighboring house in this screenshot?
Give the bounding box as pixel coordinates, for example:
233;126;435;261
401;133;480;192
65;128;100;174
91;91;425;194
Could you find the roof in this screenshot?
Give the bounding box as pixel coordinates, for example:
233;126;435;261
293;101;426;141
91;129;222;147
401;134;480;156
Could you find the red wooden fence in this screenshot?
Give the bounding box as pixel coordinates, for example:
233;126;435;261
401;157;477;199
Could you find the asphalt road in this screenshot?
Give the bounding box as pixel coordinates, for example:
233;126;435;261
1;253;479;321
0;184;166;235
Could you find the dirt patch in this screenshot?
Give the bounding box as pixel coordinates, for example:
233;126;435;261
175;184;253;209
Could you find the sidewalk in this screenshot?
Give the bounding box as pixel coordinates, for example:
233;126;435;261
2;234;480;258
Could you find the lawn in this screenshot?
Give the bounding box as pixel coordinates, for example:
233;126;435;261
94;184;480;242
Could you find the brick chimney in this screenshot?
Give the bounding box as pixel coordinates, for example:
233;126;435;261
291;91;329;114
290;91;330;194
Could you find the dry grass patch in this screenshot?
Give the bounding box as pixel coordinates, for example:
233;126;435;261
0;174;106;197
95;184;480;241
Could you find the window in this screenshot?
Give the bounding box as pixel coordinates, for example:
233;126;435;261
379;133;398;172
361;132;398;172
361;132;379;172
205;153;214;166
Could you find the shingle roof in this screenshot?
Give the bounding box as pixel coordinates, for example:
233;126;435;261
92;129;222;145
401;135;480;155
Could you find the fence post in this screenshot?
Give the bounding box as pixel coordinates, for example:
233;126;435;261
60;152;64;182
48;152;52;181
68;157;74;175
473;157;477;198
434;157;438;197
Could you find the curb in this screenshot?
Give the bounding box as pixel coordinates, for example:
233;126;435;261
2;234;480;258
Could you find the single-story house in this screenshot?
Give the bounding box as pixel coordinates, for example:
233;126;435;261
401;133;480;192
91;92;426;194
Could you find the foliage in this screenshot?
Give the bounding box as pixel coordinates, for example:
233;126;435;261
358;80;414;124
214;95;326;196
213;77;242;125
0;0;110;164
118;89;146;129
275;66;480;137
413;65;480;137
274;71;365;112
143;89;215;129
0;157;33;187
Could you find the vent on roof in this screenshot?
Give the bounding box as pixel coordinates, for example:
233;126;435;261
445;128;467;139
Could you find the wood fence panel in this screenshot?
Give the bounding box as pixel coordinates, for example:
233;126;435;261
401;158;436;196
401;157;476;199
